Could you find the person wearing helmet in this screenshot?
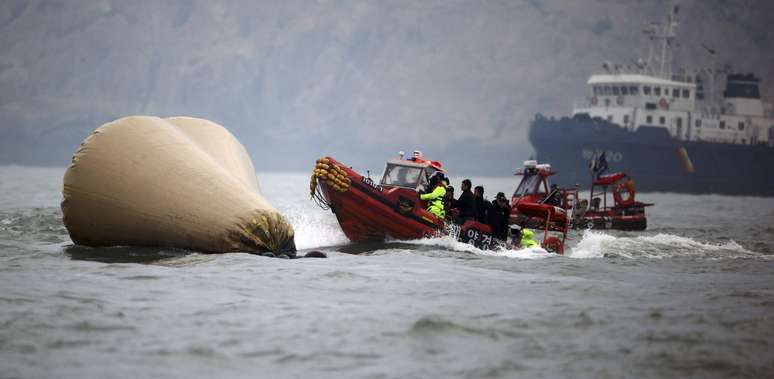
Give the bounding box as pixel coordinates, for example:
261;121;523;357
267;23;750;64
420;172;447;219
520;228;539;249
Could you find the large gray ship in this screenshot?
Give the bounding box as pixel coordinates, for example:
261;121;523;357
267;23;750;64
529;5;774;196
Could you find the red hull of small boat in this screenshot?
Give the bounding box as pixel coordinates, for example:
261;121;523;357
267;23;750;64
315;157;443;242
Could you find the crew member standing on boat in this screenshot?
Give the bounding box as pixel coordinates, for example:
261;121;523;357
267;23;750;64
473;186;490;222
487;192;510;240
456;179;475;224
443;182;458;221
420;173;447;219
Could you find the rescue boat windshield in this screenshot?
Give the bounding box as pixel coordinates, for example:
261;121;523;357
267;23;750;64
380;163;425;189
514;172;541;197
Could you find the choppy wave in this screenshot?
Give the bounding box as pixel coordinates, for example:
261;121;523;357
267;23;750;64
570;230;766;260
0;207;68;245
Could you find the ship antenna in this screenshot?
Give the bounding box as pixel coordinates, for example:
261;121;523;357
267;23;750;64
700;43;718;103
644;2;680;79
659;3;680;79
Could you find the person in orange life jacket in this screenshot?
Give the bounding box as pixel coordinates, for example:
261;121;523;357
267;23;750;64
420;172;446;219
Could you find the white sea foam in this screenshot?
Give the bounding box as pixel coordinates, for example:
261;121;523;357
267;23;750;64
284;208;349;250
569;230;761;259
405;235;554;259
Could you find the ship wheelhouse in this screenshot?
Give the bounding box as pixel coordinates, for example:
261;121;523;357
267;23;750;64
574;74;696;133
569;72;772;146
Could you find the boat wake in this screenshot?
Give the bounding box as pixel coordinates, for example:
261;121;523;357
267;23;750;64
570;230;766;260
404;235;554;259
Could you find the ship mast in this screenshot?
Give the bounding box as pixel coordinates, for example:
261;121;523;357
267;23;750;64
643;2;680;80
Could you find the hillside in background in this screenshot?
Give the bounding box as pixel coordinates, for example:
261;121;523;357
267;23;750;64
1;0;772;175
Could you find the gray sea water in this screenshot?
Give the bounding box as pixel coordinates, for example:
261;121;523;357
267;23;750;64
1;166;773;378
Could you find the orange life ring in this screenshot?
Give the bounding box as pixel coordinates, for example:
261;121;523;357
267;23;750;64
613;179;636;206
590;96;598;106
658;98;669;110
616;96;624;105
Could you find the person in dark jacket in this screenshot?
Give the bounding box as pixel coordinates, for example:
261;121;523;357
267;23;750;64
443;184;458;221
456;179;475;224
473;185;490;223
544;184;563;207
487;192;511;240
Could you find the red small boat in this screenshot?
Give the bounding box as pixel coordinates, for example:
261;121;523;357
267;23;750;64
310;153;497;248
509;161;573;254
571;172;653;231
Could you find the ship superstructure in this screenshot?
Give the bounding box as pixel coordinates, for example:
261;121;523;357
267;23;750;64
529;4;774;196
572;5;773;148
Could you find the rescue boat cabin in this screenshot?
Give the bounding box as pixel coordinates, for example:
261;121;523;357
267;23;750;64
512;160;557;204
379;151;445;192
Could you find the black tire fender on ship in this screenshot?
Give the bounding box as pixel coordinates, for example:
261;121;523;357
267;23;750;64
613;180;636;206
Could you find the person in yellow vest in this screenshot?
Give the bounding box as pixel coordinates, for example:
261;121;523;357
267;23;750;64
420;172;447;219
520;228;539;249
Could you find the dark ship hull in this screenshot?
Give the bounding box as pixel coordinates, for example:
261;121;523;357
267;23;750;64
530;114;774;196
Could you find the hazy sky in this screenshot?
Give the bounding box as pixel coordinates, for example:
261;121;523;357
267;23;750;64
1;0;772;174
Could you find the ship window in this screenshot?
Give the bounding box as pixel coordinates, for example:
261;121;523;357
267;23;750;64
738;122;744;130
654;87;661;96
719;120;726;129
682;89;690;98
646;115;653;124
593;86;600;95
695;119;701;128
659;116;665;125
630;86;639;95
643;86;651;95
612;86;620;95
621;86;629;95
604;86;611;95
672;88;680;98
380;164;424;189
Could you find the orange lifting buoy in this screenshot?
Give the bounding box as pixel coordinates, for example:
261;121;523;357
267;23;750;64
591;96;598;106
658;98;669;110
613;179;636;206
